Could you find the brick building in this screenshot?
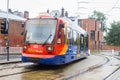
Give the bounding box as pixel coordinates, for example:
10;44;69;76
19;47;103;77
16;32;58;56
0;11;26;47
79;19;103;51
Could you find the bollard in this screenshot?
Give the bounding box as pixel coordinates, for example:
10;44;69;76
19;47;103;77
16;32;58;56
88;49;90;56
119;52;120;56
111;49;114;54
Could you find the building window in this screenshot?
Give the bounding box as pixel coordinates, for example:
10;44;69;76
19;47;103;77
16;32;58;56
91;30;95;40
99;22;102;31
86;23;88;31
78;19;82;27
94;41;96;50
21;22;24;28
98;31;99;40
95;21;97;30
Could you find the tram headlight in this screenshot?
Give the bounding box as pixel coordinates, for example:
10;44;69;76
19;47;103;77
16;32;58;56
46;46;54;51
23;45;27;50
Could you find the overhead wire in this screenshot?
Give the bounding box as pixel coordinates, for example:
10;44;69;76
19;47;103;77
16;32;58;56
106;0;120;13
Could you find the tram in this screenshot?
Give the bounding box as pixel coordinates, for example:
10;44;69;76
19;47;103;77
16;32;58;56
22;15;89;65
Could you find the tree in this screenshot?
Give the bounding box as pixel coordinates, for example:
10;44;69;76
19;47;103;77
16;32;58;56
88;10;107;32
105;21;120;46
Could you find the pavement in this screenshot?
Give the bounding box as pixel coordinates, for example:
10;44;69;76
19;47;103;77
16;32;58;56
0;54;21;64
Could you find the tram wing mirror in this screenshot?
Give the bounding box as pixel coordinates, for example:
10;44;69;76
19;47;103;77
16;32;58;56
58;23;64;36
58;32;61;38
59;23;64;29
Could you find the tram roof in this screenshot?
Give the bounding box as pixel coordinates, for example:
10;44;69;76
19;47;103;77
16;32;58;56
62;17;87;35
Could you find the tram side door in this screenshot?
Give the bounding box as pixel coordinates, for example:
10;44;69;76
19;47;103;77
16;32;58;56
77;33;81;57
80;35;84;57
85;35;89;55
84;36;86;55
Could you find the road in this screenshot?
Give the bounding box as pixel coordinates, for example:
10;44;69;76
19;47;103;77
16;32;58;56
0;51;120;80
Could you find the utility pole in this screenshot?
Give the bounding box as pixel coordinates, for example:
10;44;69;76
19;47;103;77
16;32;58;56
0;0;9;61
6;0;9;61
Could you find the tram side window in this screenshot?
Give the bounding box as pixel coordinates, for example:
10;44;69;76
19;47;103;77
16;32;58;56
64;26;67;44
86;36;88;48
76;32;79;45
84;36;86;48
73;31;78;45
57;27;62;44
57;31;61;44
68;28;72;45
80;35;84;47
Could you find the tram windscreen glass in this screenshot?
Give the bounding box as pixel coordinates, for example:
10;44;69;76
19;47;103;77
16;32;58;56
25;19;57;44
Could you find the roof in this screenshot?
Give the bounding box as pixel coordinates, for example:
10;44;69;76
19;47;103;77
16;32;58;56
0;11;26;21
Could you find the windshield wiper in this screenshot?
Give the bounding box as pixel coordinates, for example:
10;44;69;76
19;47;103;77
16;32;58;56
42;34;52;46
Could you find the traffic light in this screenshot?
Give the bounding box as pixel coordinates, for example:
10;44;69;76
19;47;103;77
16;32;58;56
1;19;8;34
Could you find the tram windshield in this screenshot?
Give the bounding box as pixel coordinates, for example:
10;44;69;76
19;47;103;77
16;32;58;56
25;19;57;44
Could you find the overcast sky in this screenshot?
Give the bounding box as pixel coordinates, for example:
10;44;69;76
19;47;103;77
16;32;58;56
0;0;120;23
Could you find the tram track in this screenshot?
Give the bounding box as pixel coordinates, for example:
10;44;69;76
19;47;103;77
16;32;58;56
103;55;120;80
0;61;21;65
0;63;64;79
0;62;37;78
103;66;120;80
0;62;33;71
55;55;110;80
0;69;36;78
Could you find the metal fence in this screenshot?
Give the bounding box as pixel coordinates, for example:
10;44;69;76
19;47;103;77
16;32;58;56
0;47;22;54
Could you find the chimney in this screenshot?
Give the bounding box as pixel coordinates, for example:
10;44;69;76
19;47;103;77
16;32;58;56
61;7;64;17
47;9;49;13
24;11;29;19
65;11;68;17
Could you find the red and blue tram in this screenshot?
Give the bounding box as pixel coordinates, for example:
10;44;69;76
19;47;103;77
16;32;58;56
22;16;89;65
